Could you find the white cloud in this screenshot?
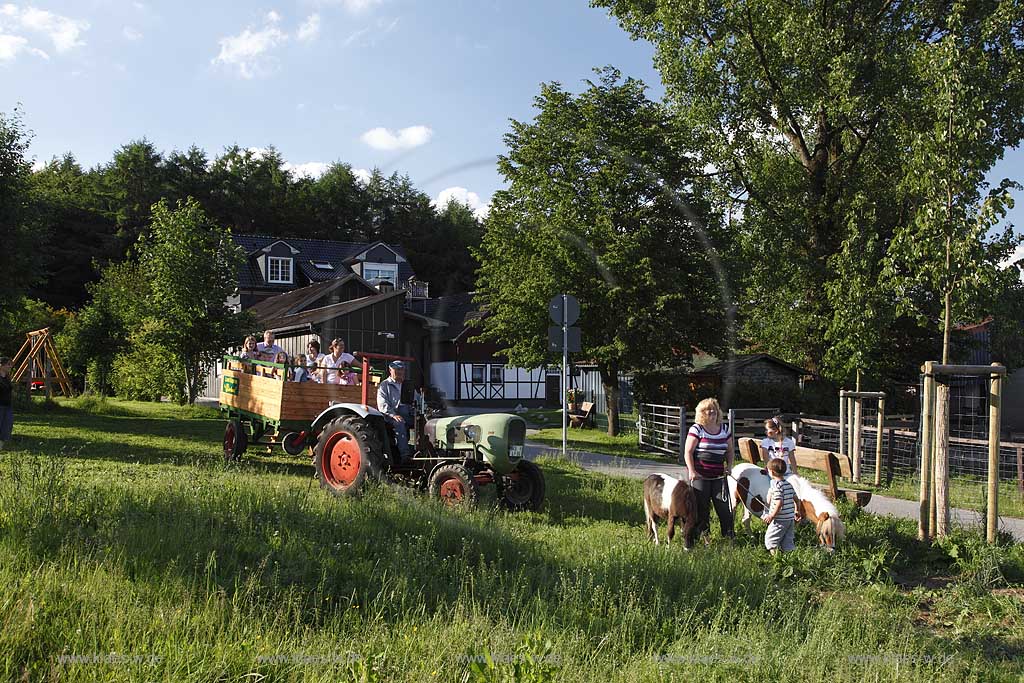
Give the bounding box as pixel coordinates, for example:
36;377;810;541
1000;242;1024;274
287;161;330;179
265;10;282;23
0;33;26;61
122;25;141;41
360;125;432;151
433;186;490;221
297;13;320;42
343;26;369;46
0;4;87;61
212;21;287;79
332;0;383;13
353;167;372;184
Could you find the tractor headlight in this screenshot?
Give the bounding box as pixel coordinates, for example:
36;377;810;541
462;425;479;442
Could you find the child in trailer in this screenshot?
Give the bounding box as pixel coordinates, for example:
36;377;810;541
762;458;799;554
305;340;325;383
292;354;311;382
760;416;798;475
238;335;260;372
268;351;289;379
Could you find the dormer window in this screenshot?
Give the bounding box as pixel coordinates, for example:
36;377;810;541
363;263;398;286
268;256;293;284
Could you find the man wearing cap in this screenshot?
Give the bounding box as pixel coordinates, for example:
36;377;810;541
377;360;412;462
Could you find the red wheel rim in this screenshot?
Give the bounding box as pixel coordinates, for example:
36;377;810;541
439;478;465;503
224;424;236;458
322;431;361;488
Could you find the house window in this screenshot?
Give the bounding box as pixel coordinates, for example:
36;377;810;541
310;260;334;271
268;257;293;284
472;365;485;384
363;263;398;285
490;366;504;384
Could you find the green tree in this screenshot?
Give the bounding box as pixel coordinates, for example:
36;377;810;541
135;198;250;403
594;0;1024;382
56;261;145;394
103;139;168;247
880;2;1021;367
0;109;45;324
475;69;728;434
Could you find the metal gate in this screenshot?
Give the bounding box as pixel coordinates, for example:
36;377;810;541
638;403;686;459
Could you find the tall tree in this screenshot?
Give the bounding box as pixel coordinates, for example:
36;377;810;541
31;153;118;309
594;0;1024;381
103;139;167;248
0;109;44;324
136;198;250;403
475;69;728;434
881;2;1021;366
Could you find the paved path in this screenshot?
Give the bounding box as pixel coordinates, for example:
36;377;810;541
526;442;1024;542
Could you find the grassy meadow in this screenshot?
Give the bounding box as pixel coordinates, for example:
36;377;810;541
0;398;1022;682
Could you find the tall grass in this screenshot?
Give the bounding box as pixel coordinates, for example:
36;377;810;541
0;399;1020;682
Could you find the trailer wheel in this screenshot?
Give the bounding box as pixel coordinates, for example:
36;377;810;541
313;416;382;497
428;464;479;506
500;460;545;511
224;420;248;462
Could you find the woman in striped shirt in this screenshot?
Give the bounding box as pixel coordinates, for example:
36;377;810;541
681;397;735;542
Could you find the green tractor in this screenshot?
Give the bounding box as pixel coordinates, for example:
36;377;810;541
270;353;544;510
314;409;544;510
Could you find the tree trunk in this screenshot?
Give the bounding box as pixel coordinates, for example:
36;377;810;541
598;362;620;437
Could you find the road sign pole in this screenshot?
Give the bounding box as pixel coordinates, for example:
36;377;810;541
562;294;568;459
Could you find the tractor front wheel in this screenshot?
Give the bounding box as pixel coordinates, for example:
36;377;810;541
499;460;545;511
428;464;479;506
281;431;307;456
313;416;382;497
224;420;248;462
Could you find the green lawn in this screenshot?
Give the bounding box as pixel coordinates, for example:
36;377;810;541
531;426;665;462
1;398;1022;682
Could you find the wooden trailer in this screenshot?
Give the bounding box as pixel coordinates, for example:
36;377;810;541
219;354;386;459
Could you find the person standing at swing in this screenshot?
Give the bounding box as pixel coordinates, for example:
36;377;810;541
681;397;735;541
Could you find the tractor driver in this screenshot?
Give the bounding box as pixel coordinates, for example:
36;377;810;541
377;360;412;463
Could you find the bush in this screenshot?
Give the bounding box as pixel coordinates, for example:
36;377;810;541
110;345;185;403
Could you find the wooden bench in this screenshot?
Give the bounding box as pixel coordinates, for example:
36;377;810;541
569;402;595;429
736;438;872;507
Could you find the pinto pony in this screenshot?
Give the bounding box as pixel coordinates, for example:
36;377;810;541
728;463;846;552
643;473;698;549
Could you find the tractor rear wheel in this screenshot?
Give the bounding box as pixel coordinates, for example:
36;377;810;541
428;464;479;506
313;416;382;497
499;460;545;511
224;420;248;462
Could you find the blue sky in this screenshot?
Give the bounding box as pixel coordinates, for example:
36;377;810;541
1;0;1021;239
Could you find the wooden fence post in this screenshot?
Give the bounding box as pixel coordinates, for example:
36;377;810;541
988;366;1003;544
875;397;885;487
934;381;950;538
919;362;934;541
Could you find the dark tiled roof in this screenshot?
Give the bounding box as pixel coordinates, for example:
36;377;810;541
232;234;416;289
248;274;378;324
255;288;409;331
405;292;482;341
692;353;810;377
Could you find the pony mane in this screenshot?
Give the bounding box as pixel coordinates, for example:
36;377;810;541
789;475;839;519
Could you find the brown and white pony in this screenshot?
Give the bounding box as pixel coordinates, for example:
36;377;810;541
643;473;697;549
728;463;846;552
